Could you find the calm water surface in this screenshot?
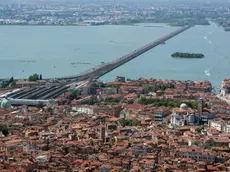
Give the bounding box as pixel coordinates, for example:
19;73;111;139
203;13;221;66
0;23;229;86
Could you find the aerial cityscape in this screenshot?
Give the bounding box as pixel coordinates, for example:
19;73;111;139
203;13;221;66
1;0;230;171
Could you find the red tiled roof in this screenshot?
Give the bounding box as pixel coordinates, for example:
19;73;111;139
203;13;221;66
126;104;143;109
120;86;144;91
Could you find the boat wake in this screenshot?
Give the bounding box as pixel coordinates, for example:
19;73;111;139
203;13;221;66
204;26;215;44
203;21;230;78
204;36;212;44
204;69;211;76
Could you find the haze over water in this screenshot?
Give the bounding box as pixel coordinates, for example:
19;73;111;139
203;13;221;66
0;23;229;86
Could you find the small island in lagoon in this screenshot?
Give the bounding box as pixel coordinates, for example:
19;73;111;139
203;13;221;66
171;52;204;58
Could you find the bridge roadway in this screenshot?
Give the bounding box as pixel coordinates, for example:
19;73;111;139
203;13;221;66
57;25;191;81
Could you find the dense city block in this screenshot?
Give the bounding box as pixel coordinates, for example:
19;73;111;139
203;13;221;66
0;0;230;171
0;76;230;171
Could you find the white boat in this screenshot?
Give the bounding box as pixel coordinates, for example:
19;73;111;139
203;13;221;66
204;69;211;76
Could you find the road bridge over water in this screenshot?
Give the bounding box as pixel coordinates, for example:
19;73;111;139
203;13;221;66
0;25;192;103
57;25;192;81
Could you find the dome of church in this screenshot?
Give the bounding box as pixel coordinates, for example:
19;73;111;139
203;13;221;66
1;98;11;109
180;103;188;110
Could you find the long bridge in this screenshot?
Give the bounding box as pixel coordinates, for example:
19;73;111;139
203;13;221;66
57;25;192;81
0;25;192;104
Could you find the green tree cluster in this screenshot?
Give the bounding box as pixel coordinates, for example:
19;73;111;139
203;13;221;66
28;74;42;81
2;128;9;136
118;118;140;126
70;90;80;100
105;84;113;88
171;52;204;58
108;125;117;130
138;98;198;109
105;97;119;103
1;77;16;88
91;81;106;88
145;83;175;92
128;100;134;104
195;126;204;133
195;127;202;133
126;78;133;81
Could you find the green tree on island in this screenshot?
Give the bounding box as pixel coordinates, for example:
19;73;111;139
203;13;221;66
171;52;204;58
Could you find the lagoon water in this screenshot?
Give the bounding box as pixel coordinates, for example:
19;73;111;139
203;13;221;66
0;23;230;86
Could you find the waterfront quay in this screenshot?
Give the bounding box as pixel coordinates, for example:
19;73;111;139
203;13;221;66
1;76;230;171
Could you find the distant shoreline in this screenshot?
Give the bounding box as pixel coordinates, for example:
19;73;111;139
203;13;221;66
0;23;163;27
0;22;187;27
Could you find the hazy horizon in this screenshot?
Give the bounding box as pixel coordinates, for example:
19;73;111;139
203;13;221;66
1;0;230;5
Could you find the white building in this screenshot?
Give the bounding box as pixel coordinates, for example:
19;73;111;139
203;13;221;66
170;103;195;127
209;120;223;132
179;148;215;162
72;106;94;115
208;120;230;133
